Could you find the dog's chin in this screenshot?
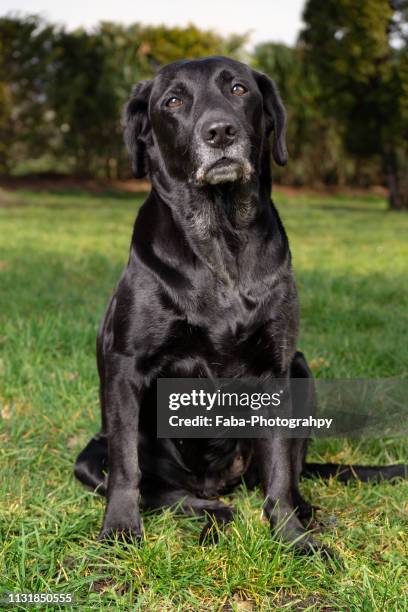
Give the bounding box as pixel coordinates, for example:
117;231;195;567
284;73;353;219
197;158;252;186
205;160;243;185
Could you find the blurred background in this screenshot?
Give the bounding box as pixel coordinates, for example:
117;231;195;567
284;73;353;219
1;0;408;209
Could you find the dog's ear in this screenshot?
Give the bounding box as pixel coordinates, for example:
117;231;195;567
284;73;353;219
253;71;288;166
123;80;153;178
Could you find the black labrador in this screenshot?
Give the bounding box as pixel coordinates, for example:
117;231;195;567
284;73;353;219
75;56;406;554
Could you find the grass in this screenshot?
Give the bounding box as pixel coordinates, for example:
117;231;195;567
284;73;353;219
0;186;407;610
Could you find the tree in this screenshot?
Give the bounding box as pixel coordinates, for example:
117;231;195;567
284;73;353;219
48;29;120;177
301;0;408;209
0;15;57;174
254;42;356;187
0;17;247;179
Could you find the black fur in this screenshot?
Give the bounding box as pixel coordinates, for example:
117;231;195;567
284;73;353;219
75;57;407;555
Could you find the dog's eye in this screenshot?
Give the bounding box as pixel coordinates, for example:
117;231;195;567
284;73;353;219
165;96;183;108
231;84;247;96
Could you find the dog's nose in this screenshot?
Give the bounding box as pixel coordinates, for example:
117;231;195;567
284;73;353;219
201;120;238;148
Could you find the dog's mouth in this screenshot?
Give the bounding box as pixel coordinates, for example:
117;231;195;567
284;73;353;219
196;157;253;186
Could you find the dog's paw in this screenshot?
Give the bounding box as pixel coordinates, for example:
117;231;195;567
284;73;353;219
291;536;342;566
98;507;144;544
99;488;143;544
296;502;320;524
199;507;234;545
98;522;144;544
199;520;222;545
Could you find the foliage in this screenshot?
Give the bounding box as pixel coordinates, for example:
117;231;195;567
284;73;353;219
301;0;408;208
0;16;57;173
0;16;246;178
0;10;407;207
253;43;357;186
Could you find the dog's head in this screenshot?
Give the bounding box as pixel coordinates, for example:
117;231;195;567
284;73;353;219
124;56;287;187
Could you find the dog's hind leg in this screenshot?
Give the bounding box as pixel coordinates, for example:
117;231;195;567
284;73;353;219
291;439;315;524
74;433;108;495
141;486;234;544
290;351;317;524
253;366;336;559
74;309;111;495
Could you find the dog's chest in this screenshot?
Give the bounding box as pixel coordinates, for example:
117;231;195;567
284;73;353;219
137;252;298;377
163;285;295;377
207;282;257;331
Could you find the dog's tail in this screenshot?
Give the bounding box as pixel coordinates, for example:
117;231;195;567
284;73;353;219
303;462;407;483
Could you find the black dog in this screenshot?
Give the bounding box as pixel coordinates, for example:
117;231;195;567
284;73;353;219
75;56;406;554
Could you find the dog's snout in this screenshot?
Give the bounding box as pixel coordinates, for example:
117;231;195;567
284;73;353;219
201;120;238;148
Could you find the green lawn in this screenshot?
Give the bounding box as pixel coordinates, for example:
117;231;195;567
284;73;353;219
0;187;407;610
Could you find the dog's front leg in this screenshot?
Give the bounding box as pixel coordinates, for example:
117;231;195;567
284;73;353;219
254;434;333;556
254;435;307;542
98;354;143;542
253;379;327;555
